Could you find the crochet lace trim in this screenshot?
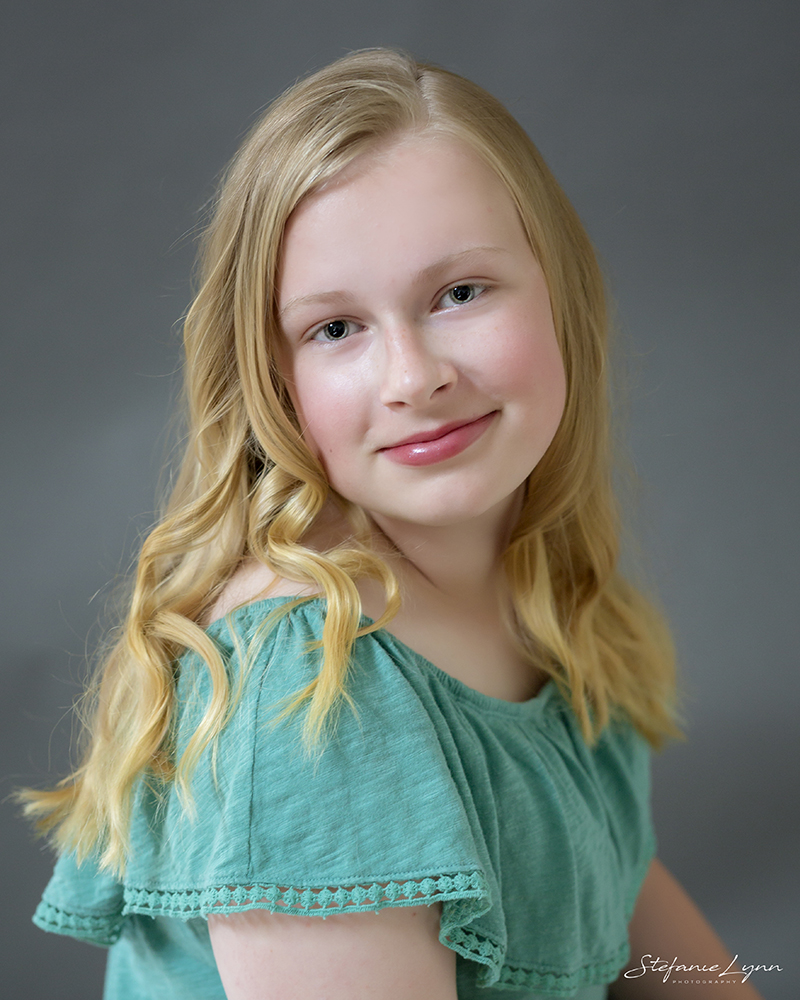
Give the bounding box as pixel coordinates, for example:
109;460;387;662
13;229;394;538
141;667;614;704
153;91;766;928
36;879;628;991
33;900;124;947
445;924;628;995
499;946;629;995
123;870;488;918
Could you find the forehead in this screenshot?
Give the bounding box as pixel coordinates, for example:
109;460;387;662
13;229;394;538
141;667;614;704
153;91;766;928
302;132;513;212
277;135;530;306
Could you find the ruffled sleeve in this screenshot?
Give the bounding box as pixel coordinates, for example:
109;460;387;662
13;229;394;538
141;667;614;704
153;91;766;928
120;602;493;932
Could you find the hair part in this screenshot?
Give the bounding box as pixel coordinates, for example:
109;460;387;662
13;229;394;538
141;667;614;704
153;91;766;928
20;48;681;874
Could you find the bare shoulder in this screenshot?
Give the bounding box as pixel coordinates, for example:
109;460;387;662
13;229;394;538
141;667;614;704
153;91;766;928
204;558;322;627
208;904;457;1000
204;506;353;627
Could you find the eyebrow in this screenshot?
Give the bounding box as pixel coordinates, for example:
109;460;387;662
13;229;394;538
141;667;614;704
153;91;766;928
278;245;510;320
413;244;510;285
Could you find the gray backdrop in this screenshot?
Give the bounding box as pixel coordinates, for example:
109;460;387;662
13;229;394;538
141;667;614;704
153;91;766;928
2;2;797;997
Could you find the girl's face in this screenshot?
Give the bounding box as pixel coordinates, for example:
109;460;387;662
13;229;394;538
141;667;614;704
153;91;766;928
277;135;566;531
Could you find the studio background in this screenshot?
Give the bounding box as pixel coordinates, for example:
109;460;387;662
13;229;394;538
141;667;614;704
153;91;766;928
2;2;797;997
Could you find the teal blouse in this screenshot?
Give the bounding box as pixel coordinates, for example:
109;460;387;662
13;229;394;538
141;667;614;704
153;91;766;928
34;597;656;999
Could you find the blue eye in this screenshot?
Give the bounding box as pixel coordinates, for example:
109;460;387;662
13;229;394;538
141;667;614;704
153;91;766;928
313;319;352;342
439;283;484;308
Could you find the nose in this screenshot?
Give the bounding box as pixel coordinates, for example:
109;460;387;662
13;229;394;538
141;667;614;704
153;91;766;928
377;322;457;408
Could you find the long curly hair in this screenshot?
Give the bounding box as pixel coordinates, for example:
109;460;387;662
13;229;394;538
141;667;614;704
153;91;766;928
21;48;681;874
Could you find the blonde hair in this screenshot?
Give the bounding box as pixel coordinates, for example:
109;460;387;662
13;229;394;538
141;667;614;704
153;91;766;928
22;48;681;874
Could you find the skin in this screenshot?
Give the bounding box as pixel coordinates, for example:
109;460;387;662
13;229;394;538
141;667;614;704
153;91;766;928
208;136;765;998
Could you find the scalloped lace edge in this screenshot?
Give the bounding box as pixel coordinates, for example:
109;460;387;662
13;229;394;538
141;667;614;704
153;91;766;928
33;900;123;946
445;923;629;995
123;870;489;917
36;871;629;992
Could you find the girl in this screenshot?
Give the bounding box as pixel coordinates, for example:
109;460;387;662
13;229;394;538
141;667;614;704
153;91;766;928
23;49;764;1000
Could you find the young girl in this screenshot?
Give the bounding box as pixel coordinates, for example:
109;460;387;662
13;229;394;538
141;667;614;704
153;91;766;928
23;49;765;1000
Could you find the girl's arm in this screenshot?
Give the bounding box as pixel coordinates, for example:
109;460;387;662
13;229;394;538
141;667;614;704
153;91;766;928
208;903;457;1000
609;858;765;999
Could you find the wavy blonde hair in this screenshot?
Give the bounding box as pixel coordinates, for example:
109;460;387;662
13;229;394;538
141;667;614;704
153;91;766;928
22;48;681;874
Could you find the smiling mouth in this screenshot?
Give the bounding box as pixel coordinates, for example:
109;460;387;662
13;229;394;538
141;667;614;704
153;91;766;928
379;411;498;467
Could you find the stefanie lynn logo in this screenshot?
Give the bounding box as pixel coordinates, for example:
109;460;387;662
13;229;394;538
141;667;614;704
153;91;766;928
624;954;783;985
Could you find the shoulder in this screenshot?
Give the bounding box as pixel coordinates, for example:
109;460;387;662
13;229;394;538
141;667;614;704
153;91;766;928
205;504;361;626
204;557;322;626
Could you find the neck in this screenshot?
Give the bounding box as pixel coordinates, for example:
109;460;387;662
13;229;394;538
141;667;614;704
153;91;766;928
369;489;523;606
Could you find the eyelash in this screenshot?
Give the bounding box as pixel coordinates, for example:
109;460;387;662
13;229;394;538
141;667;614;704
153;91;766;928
310;319;361;343
308;282;487;342
436;282;487;309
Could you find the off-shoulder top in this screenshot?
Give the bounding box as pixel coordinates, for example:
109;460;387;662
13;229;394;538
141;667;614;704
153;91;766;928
33;597;656;999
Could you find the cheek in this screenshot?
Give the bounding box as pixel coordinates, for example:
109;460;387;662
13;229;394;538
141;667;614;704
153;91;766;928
288;362;364;468
527;335;567;420
475;318;566;422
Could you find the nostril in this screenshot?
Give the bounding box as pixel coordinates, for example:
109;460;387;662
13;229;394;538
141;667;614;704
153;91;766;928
379;330;457;406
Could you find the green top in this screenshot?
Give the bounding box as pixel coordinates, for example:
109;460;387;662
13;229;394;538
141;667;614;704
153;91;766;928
34;597;656;999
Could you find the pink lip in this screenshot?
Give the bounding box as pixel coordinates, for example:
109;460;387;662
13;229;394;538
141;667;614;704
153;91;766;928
379;412;497;467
